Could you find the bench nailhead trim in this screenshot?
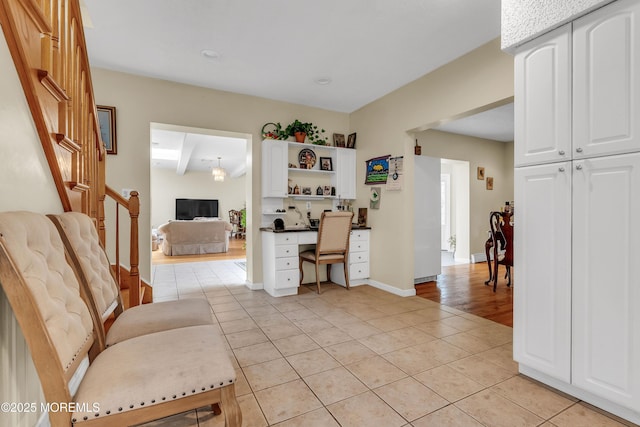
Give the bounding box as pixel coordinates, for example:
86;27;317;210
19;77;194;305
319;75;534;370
118;407;123;411
83;416;88;421
106;411;110;415
129;405;134;409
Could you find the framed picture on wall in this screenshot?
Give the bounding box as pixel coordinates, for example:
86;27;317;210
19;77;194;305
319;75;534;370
347;132;357;149
477;166;485;180
333;133;345;147
97;105;117;155
486;176;494;190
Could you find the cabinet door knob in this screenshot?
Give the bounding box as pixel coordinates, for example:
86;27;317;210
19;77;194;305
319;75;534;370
576;147;583;153
558;150;565;155
576;164;583;170
558;167;565;172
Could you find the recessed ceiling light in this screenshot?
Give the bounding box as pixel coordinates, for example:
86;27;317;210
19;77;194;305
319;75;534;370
201;49;221;60
314;77;332;85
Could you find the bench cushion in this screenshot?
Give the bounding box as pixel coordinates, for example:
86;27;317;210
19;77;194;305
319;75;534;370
106;298;213;347
73;324;235;422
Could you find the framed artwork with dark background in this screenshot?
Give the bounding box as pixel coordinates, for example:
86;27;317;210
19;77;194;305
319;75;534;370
97;105;117;155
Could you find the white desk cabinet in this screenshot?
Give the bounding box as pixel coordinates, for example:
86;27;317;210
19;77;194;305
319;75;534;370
332;229;370;285
261;231;300;297
262;229;370;296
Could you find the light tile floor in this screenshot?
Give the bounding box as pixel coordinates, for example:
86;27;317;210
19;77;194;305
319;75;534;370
144;260;635;427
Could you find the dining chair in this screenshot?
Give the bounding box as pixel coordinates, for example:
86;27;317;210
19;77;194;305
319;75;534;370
299;211;354;294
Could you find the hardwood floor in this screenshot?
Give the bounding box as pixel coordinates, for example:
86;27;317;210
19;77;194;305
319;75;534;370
415;261;514;327
152;238;246;265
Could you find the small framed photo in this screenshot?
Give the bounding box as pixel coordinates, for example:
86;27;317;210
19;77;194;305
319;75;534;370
320;157;333;171
486;177;494;190
477;166;485;180
323;185;331;196
347;132;357;149
333;133;345;147
301;186;312;195
97;105;117;155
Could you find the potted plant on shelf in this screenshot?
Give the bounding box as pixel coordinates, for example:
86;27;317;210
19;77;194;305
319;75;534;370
285;119;328;145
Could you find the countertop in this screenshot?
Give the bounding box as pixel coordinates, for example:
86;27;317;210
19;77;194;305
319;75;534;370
260;225;371;233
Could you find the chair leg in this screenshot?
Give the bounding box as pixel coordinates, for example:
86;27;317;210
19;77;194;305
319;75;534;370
315;262;321;294
299;258;304;286
327;264;331;283
343;260;350;290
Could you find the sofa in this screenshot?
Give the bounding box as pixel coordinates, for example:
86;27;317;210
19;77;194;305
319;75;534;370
158;218;233;256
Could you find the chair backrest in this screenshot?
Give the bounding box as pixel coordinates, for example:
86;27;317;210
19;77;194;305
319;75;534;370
489;211;513;266
48;212;123;349
0;211;95;410
316;211;354;255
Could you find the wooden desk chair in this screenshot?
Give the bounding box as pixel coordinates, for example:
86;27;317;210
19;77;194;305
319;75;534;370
485;211;513;292
0;211;241;427
48;212;214;350
299;211;354;294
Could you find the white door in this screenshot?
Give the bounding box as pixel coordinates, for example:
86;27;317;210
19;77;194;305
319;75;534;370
514;24;572;167
261;140;288;198
441;173;451;251
514;162;572;382
414;156;441;281
573;0;640;159
336;147;356;200
572;152;640;410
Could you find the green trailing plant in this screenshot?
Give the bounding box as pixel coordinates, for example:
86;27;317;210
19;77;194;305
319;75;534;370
285;119;328;145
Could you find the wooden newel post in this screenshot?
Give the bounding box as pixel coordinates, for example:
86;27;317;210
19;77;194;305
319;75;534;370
128;191;141;307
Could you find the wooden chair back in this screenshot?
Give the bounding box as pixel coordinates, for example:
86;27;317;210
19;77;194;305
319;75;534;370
48;212;124;350
0;211;96;426
316;211;354;256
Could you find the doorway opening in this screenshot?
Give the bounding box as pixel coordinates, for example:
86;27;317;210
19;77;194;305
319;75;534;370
440;158;470;267
149;123;250;284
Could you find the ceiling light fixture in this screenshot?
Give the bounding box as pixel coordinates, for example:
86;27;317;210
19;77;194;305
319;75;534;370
201;49;221;60
314;77;332;85
212;157;226;182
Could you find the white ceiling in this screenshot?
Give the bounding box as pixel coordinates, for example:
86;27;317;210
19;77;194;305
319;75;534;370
433;103;514;142
83;1;511;172
151;125;247;175
83;0;502;114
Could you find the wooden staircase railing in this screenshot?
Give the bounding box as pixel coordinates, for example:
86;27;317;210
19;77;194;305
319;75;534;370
0;0;143;306
105;187;142;307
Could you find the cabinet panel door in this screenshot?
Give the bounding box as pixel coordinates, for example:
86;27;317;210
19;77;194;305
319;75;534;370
573;0;640;158
262;140;288;197
336;148;356;199
572;153;640;410
515;25;572;167
514;163;572;382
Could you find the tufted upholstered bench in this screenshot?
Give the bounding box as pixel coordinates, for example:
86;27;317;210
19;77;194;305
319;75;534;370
0;211;241;426
48;212;214;349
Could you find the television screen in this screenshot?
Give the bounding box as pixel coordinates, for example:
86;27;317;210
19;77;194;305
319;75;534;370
175;198;219;220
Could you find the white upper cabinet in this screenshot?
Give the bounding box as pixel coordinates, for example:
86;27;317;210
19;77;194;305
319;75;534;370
515;24;572;167
262;140;288;198
573;0;640;159
514;162;572;382
335;148;356;200
572;152;640;409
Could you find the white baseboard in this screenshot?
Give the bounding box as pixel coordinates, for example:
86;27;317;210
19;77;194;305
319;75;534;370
471;252;487;263
245;281;263;290
365;279;416;297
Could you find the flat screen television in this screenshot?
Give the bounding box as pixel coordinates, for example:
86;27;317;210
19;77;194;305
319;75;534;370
175;198;219;220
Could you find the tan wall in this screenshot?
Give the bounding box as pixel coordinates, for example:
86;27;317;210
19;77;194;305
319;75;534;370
151;169;247;228
418;130;514;256
0;32;62;427
91;68;350;284
349;38;514;292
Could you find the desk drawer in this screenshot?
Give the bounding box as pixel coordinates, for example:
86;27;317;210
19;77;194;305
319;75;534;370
274;233;297;245
275;244;298;258
349;251;369;264
350;239;369;253
276;256;298;271
275;269;299;289
350;230;369;242
350;262;369;280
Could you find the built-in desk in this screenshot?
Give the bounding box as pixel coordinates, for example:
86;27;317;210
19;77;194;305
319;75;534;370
261;227;371;297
